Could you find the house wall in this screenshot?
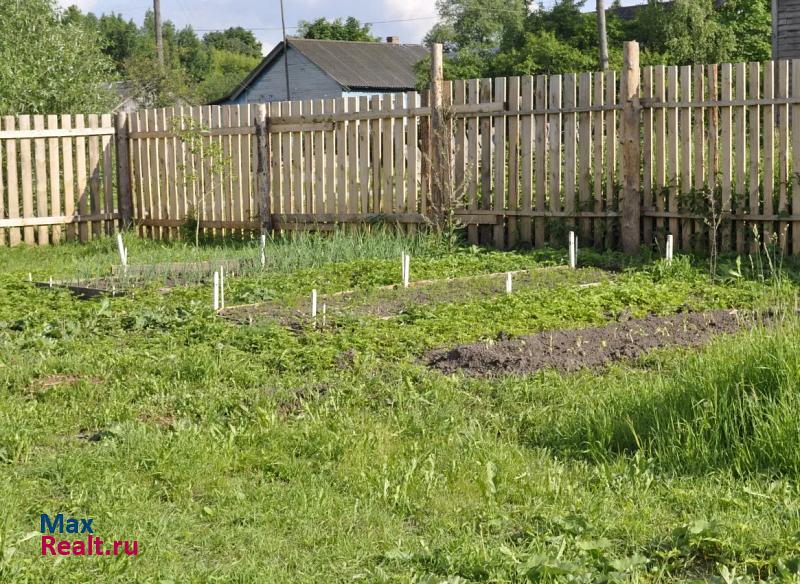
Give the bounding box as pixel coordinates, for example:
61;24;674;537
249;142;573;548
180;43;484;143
229;46;343;104
775;0;800;60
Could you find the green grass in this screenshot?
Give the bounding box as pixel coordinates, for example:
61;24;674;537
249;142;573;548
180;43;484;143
1;230;799;582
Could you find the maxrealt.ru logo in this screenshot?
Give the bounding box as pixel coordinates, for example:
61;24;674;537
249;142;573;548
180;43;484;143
40;514;139;557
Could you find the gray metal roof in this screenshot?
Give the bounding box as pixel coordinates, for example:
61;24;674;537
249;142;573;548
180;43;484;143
288;38;428;90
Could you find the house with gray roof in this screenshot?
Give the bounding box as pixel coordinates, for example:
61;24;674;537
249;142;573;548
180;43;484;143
213;37;428;105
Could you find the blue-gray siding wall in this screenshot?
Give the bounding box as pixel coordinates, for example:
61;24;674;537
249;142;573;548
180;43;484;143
229;47;344;104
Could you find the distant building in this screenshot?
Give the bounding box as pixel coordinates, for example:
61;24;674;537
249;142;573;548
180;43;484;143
773;0;800;60
212;37;428;105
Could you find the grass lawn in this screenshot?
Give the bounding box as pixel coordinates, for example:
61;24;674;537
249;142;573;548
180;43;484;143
1;230;799;583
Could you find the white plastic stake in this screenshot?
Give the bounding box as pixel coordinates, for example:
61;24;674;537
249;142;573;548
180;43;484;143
49;276;53;288
311;289;318;326
322;303;327;328
219;266;225;309
116;233;128;266
506;272;513;294
666;234;674;262
575;236;579;268
213;271;220;311
403;253;410;288
260;234;266;267
28;273;32;282
568;231;576;269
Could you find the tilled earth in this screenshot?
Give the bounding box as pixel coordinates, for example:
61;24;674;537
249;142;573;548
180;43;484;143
426;309;765;376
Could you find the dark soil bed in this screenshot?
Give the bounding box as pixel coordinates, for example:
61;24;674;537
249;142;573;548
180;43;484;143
426;309;764;377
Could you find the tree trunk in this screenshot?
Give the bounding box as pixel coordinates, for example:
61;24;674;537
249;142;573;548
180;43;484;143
597;0;609;71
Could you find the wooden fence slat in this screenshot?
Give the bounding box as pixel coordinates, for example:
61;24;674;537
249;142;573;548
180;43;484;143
229;105;243;231
18;116;35;244
666;66;679;244
563;73;577;237
33;116;49;245
692;65;705;251
74;115;90;242
480;78;493;244
336;97;348;218
304;100;315;215
47;115;63;243
369;95;381;214
325;99;336;215
680;66;693;250
212;106;224;237
749;62;761;252
605;70;617;248
293;102;305;216
359;96;370;215
576;72;592;244
735;63;747;252
707;65;719;253
467;80;480;243
4;117;20;245
155;109;170;240
762;61;775;244
494;77;507;247
519;76;534;245
381;94;394;214
406;91;419;223
777;60;790;251
534;76;550;247
394;93;406;217
454;80;466;224
101;113;114;236
720;64;733;250
652;66;667;246
87;114;102;239
507;76;520;248
642;67;653;247
219;106;232;236
314;99;326;217
280;102;292;217
548;74;562;246
592;72;604;247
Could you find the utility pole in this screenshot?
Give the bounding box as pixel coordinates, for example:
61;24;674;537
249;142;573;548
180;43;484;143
154;0;164;66
596;0;609;71
279;0;291;100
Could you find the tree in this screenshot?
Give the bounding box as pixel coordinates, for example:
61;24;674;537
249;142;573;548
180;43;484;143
718;0;772;62
203;27;262;58
297;17;378;41
0;0;114;115
198;50;262;103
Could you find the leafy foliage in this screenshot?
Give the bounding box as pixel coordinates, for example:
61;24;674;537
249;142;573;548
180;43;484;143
297;17;378;42
428;0;774;80
0;0;115;115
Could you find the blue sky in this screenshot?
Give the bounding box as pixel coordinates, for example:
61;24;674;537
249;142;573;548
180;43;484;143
58;0;646;52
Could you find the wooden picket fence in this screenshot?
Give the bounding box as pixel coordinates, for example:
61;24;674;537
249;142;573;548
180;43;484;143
0;114;125;246
5;43;800;256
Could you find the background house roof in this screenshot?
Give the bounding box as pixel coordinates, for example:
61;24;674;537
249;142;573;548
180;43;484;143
287;38;428;90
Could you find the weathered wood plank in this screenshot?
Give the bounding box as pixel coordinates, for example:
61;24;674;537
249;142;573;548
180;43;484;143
4;116;21;245
33;115;49;245
46;115;62;243
749;62;761;252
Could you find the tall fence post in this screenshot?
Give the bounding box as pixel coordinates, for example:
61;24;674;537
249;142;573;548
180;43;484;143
620;41;641;254
256;103;272;233
429;43;450;223
114;111;133;229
